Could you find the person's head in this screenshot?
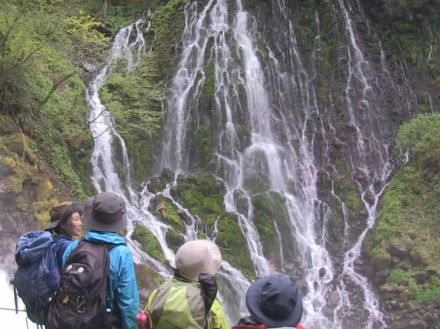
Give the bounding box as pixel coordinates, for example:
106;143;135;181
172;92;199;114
173;240;222;281
46;201;83;237
83;192;127;232
245;274;303;328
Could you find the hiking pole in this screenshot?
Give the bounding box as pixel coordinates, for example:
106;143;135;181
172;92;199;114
0;306;27;312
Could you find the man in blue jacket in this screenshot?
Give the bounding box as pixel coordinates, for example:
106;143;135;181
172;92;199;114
62;192;139;329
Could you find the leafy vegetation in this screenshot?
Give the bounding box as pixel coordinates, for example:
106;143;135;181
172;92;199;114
367;113;440;302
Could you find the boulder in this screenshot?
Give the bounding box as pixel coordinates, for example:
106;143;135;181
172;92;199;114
388;245;410;259
371;253;392;271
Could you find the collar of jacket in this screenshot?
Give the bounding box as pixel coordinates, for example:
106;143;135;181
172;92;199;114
84;231;126;246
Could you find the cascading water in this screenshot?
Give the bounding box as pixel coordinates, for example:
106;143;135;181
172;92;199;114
85;9;252;324
84;0;415;328
156;0;414;328
86;19;173;275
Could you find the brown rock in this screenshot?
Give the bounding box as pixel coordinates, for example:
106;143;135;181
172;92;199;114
388;244;410;259
371;253;392;271
415;271;428;284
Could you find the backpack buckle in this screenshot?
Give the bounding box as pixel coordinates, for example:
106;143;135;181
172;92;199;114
77;296;86;313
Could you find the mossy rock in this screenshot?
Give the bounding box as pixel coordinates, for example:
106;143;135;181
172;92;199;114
215;212;255;279
37;179;54;200
131;225;165;263
135;263;164;308
170;173;225;224
165;229;185;252
251;191;297;267
331;153;365;218
150;195;186;233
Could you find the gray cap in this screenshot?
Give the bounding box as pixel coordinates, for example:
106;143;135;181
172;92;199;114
83;192;127;232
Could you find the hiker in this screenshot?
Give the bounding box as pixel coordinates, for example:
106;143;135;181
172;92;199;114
45;201;83;271
232;274;305;329
13;201;83;325
52;192;139;329
145;239;229;329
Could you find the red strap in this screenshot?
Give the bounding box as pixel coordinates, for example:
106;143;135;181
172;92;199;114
296;324;306;329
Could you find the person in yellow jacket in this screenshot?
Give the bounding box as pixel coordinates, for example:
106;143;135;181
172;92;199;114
145;240;229;329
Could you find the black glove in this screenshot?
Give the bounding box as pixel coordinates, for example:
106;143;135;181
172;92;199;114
198;273;218;314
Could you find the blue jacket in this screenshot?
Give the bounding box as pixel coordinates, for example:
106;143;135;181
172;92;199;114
52;234;72;271
62;231;139;329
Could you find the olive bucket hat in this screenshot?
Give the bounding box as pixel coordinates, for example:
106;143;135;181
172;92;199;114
245;274;303;328
83;192;127;232
45;201;83;231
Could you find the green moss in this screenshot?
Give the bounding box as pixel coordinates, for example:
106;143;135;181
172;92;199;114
251;193;280;259
387;269;440;304
193;127;214;168
171;173;225;225
215;213;255;279
166;229;185;252
332;154;365;218
367;113;440;303
150;195;186;233
131;225;165;263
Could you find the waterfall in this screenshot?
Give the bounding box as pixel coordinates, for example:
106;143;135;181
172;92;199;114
86;19;172;277
85;0;415;328
156;0;416;328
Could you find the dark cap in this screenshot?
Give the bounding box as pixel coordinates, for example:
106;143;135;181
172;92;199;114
46;201;83;231
245;274;303;327
83;192;127;232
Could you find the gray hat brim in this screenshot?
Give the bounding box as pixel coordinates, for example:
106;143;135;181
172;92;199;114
245;276;303;327
83;197;127;232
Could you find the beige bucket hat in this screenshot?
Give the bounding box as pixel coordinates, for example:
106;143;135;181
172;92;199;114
172;240;222;281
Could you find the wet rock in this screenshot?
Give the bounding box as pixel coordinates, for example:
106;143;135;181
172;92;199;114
375;270;389;285
160;168;175;182
388;245;410;259
371;253;391;271
396;261;411;271
415;271;428;284
392;256;401;265
319;267;326;277
408;319;427;328
380;283;399;293
328;290;339;307
409;250;423;265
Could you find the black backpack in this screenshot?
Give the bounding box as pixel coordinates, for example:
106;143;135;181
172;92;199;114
46;241;117;329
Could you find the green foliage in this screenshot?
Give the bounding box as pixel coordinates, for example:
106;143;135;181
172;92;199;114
105;6;144;34
65;9;110;64
100;54;164;182
66;10;109;46
368;113;440;294
409;275;440;303
0;10;41;119
396;113;440;158
0;2;97;199
388;269;440;303
151;0;187;40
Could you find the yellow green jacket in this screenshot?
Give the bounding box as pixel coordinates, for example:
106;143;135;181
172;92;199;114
145;278;229;329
